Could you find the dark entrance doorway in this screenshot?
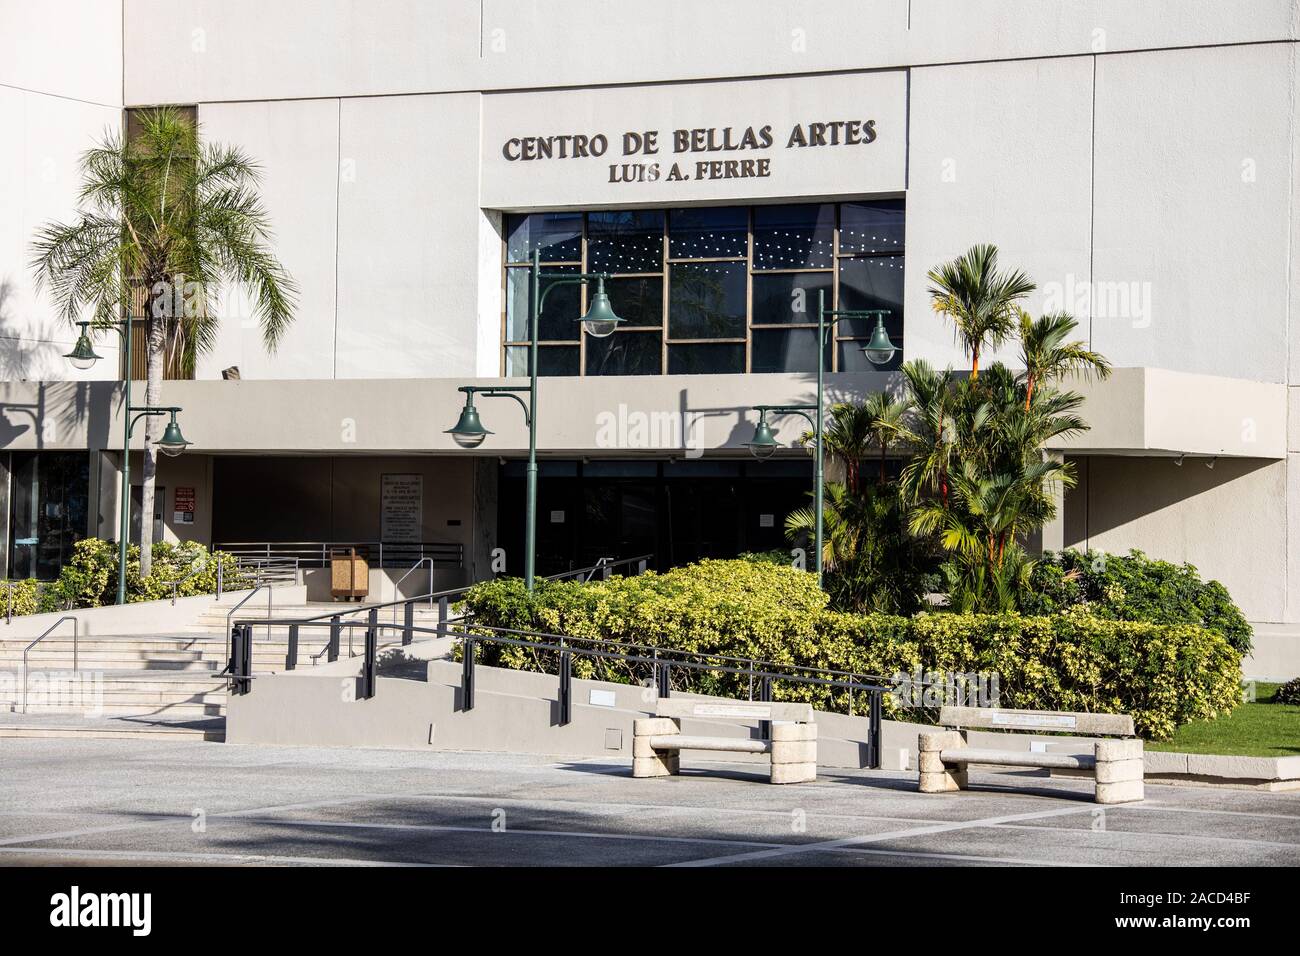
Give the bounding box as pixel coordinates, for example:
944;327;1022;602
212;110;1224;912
496;458;812;577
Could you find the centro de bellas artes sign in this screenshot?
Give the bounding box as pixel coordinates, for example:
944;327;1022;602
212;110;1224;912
500;120;879;184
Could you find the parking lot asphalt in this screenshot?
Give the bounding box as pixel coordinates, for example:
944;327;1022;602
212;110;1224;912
1;738;1297;866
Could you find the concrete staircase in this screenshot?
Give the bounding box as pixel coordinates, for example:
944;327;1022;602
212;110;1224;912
0;598;445;725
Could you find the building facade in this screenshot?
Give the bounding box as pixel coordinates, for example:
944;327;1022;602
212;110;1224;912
1;1;1298;675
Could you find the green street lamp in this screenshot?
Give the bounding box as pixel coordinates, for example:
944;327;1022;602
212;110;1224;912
446;393;492;448
746;292;900;588
743;415;781;461
449;249;622;591
156;413;192;457
65;326;104;370
862;312;898;366
65;320;191;603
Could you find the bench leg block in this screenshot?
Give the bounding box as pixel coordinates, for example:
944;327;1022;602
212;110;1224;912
771;739;816;764
918;730;967;793
1095;778;1144;804
633;752;680;778
1095;757;1144;784
918;767;968;793
770;762;816;784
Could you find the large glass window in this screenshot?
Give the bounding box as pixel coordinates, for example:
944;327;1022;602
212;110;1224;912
502;200;905;376
7;452;89;580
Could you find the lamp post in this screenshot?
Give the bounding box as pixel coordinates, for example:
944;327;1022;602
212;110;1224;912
65;320;191;604
745;290;898;589
448;249;621;591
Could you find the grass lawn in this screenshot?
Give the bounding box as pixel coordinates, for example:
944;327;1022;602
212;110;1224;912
1146;683;1300;758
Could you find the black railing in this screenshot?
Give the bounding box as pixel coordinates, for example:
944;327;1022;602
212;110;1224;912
223;552;884;766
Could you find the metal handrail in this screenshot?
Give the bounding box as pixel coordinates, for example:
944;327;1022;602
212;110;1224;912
390;557;435;624
167;558;209;606
22;615;78;713
447;623;893;694
544;553;654;583
214;540;463;569
224;583;273;662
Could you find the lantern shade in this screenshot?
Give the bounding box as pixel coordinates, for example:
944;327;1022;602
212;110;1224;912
64;325;103;370
578;279;623;338
744;418;781;460
862;315;897;366
446;400;491;448
156;418;191;457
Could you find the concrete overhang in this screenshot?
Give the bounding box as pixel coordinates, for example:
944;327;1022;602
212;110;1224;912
1048;367;1285;459
0;367;1284;460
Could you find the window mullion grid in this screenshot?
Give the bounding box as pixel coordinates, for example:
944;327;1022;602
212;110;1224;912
578;214;589;376
831;203;841;372
745;206;754;373
660;214;669;375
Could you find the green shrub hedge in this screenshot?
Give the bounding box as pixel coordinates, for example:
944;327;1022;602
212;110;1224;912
14;538;250;614
3;578;42;617
461;558;1242;740
1023;549;1252;654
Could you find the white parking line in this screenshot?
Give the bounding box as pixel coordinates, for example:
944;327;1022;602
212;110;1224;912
667;803;1103;867
0;847;450;866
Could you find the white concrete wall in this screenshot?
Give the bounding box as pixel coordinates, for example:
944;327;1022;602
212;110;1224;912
1068;456;1287;623
336;94;483;379
122;0;1296;103
196;99;341;380
1091;43;1297;382
0;0;123;382
904;56;1094;370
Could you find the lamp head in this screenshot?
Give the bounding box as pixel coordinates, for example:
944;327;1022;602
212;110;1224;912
156;415;190;458
447;396;491;448
744;417;780;461
862;313;897;366
579;277;623;338
65;323;103;370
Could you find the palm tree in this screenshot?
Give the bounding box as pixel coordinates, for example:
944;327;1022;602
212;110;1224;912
785;481;866;575
927;244;1035;379
1016;309;1112;410
909;455;1075;611
896;359;956;506
862;391;912;484
31;108;296;576
810;401;877;495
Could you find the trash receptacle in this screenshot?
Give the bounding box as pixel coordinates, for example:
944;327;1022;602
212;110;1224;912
330;548;369;601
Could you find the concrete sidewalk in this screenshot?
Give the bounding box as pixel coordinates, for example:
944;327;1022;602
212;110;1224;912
0;739;1296;866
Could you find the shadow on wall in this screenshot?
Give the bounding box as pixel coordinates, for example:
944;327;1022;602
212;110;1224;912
1;274;116;448
1074;454;1278;543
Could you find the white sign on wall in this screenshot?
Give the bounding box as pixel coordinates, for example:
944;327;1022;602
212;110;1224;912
481;71;907;209
381;474;422;543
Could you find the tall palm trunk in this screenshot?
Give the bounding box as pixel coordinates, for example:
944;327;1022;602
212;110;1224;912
137;300;167;578
1024;373;1036;411
970;345;980;380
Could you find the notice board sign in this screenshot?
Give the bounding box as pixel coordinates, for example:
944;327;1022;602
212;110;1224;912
174;487;196;525
381;474;422;543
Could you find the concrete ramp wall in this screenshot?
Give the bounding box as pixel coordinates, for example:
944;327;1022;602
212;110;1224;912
227;656;926;771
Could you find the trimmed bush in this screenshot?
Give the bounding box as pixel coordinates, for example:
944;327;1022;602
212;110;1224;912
1023;549;1252;654
28;537;250;613
3;578;42;617
461;558;1241;740
1275;678;1300;706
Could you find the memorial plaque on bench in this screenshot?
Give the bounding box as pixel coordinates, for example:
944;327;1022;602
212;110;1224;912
991;711;1077;730
691;704;772;719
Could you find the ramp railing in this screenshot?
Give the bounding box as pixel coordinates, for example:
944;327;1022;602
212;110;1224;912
223;549;885;768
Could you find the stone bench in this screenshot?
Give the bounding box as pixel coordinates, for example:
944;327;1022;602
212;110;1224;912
918;705;1143;804
633;698;816;784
